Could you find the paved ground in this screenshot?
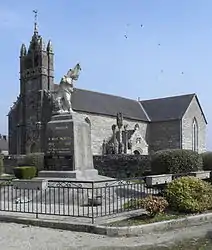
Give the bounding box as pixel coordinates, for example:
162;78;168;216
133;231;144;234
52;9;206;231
0;222;212;250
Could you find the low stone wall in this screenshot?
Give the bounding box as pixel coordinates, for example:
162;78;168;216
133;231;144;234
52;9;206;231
93;155;151;178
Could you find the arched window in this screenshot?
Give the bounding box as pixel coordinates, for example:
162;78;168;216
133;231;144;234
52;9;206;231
192;118;198;152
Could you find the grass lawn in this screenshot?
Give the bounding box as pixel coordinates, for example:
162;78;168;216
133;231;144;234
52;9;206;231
106;210;187;227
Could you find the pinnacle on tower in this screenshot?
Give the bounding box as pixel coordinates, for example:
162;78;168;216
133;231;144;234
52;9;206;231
20;43;27;57
47;40;53;53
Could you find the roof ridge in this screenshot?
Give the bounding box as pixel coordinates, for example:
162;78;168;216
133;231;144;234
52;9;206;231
140;93;196;103
74;87;138;102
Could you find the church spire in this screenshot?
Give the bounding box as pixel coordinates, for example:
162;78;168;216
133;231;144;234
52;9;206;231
33;10;38;35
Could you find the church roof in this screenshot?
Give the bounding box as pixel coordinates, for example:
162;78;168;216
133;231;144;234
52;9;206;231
140;93;207;123
53;85;206;123
66;87;150;121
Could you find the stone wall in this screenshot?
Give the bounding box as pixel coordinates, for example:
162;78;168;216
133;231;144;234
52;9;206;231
182;96;207;153
93;155;151;178
74;112;148;155
148;120;181;153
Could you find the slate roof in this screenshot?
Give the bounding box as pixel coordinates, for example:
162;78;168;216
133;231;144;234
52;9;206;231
53;85;207;123
53;85;149;121
140;93;207;123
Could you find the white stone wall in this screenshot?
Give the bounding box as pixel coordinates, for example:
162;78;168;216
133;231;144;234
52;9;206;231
74;111;148;155
181;96;207;153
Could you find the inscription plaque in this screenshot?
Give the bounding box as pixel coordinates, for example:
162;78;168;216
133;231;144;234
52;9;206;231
45;118;74;171
46;125;73;155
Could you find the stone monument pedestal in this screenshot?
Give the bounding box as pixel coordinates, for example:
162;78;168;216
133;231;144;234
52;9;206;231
38;169;98;180
38;112;99;180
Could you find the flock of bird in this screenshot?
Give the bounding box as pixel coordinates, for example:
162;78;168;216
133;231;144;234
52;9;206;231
124;23;184;75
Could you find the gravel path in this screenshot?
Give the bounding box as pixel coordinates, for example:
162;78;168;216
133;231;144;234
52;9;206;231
1;222;212;250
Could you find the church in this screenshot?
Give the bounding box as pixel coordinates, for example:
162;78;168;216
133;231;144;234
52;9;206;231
8;23;207;156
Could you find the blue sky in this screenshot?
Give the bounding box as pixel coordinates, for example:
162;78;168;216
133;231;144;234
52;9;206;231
0;1;212;148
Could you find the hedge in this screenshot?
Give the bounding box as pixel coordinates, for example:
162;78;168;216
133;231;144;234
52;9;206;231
151;149;203;175
13;166;37;179
18;153;44;175
93;155;151;178
201;151;212;171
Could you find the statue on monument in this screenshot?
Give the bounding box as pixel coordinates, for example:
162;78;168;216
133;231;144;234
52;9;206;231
54;63;81;114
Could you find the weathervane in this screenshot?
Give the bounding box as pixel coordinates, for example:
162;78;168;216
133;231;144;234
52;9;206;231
33;9;38;33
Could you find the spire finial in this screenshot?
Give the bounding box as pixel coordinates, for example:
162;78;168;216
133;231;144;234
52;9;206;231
33;9;38;34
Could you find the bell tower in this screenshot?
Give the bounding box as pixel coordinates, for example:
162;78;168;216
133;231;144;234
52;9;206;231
18;10;54;154
20;10;54;94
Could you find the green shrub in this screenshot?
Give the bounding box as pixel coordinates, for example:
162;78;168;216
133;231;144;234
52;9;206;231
13;166;37;179
201;151;212;171
123;199;143;210
123;196;169;217
165;176;212;213
151;149;203;175
18;153;44;174
140;195;169;217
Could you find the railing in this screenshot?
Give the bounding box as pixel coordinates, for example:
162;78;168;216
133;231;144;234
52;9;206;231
0;177;160;224
1;172;209;224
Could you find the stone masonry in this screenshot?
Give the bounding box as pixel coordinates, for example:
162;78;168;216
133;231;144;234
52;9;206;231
148;120;181;153
182;96;207;153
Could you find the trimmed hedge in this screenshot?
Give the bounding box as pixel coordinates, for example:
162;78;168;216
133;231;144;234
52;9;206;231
13;166;37;179
18;153;44;175
165;176;212;213
201;151;212;171
151;149;203;175
93;155;151;178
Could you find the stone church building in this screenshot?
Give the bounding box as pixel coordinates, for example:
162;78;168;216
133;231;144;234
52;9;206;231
8;26;207;156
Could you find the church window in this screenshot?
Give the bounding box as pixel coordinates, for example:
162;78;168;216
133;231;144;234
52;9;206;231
192;118;198;152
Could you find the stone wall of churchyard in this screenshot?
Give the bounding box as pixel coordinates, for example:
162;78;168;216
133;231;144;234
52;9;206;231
93;155;151;178
74;112;149;155
181;96;207;153
148;120;181;153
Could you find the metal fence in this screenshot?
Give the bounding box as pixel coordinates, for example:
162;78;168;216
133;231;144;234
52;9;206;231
0;177;161;223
